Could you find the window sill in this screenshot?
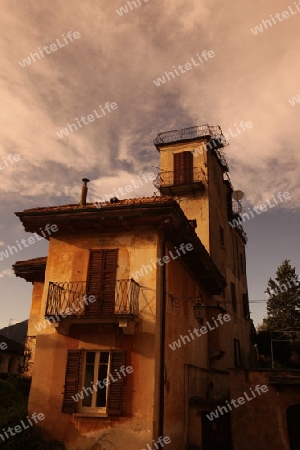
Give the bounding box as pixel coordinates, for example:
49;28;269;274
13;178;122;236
74;413;109;418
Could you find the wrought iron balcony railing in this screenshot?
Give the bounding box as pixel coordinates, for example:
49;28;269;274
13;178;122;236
153;124;226;147
45;279;140;318
154;167;207;190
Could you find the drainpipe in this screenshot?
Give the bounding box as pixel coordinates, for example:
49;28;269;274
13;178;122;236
159;241;167;438
153;237;166;443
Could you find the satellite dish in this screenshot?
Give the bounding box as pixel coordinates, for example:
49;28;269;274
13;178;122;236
232;190;244;201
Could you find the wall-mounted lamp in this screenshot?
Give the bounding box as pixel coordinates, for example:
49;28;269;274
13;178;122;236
171;293;206;324
171;293;227;325
193;301;206;324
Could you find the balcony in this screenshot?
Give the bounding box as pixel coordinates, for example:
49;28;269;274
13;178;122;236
153;124;226;148
154;167;207;195
45;279;140;334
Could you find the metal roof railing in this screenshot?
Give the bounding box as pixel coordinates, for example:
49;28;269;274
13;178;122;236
153;124;226;147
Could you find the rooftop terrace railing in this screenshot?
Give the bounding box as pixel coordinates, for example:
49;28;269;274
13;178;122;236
153;124;226;147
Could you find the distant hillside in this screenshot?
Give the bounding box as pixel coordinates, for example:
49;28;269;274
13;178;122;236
0;320;28;344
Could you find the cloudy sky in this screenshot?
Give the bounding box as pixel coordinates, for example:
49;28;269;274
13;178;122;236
0;0;299;329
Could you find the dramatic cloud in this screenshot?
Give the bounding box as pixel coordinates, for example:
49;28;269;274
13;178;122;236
0;0;298;212
0;0;299;326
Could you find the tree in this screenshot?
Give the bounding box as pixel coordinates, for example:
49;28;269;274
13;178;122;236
256;322;268;332
0;376;66;449
264;259;300;331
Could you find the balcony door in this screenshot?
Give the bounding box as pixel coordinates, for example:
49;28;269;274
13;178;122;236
174;151;193;185
86;249;118;315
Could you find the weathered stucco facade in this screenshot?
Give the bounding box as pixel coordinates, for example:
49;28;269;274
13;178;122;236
14;125;258;449
229;369;300;450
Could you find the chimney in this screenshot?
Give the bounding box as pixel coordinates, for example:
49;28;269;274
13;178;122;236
80;178;90;205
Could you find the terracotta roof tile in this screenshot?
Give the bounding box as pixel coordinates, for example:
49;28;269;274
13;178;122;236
21;196;176;214
13;257;47;266
13;257;47;282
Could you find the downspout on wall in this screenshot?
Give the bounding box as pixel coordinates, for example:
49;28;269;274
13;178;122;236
153;235;166;442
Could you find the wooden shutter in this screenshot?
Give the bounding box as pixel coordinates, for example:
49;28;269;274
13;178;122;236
62;350;82;413
107;351;125;415
174;151;193;185
86;249;118;315
101;250;118;315
86;251;103;315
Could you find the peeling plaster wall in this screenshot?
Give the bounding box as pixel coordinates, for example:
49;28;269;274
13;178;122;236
28;230;159;449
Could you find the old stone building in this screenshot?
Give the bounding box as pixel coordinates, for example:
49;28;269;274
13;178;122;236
14;125;256;449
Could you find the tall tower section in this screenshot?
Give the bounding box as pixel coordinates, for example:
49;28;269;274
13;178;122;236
154;125;252;368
